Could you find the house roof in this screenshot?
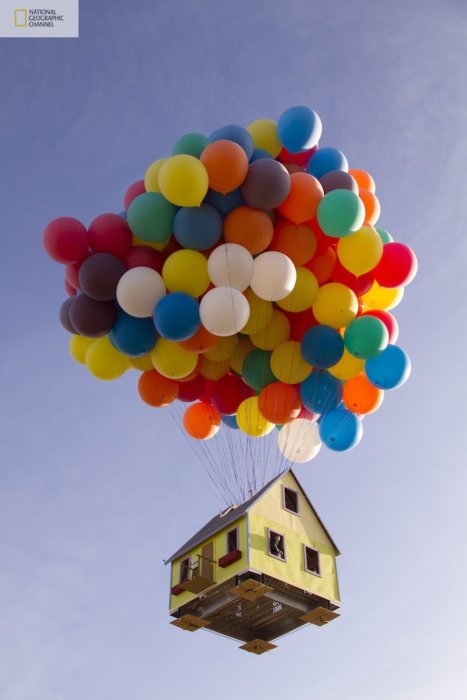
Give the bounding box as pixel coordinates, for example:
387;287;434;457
165;468;340;563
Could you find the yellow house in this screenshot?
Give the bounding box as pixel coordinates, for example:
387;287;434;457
166;469;341;653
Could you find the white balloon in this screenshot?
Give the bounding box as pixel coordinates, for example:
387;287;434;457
116;267;166;318
200;287;250;337
250;251;297;301
208;243;254;291
278;419;321;463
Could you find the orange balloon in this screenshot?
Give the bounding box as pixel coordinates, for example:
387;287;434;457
270;220;317;266
343;374;383;414
258;382;301;424
224;206;274;255
138;370;179;407
349;169;375;193
183;402;221;439
179;325;219;353
359;189;381;225
200;140;249;194
278;172;324;224
306;245;337;284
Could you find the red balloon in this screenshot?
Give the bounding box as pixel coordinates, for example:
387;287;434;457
199;379;215;404
43;217;89;264
211;374;253;415
64;279;77;296
283;308;318;341
88;213;132;259
373;243;418;288
124;245;164;273
65;251;91;291
177;375;205;402
361;310;399;343
277;145;317;167
331;260;374;296
298;405;318;421
124;180;146;210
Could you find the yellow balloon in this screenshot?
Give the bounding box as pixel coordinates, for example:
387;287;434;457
337;225;383;276
151;339;198;379
251;310;291;350
69;334;94;364
144;158;167;193
247;119;282;158
158;154;209;206
276;267;319;313
270;341;312;384
329;348;365;380
204;335;239;362
240;289;273;335
361;281;404;310
230;336;255;374
200;356;231;380
163;249;210;297
312;282;358;329
130;354;154;371
236;396;275;437
132;234;167;251
86;337;129;380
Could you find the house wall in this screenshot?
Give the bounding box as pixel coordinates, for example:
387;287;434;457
169;515;248;612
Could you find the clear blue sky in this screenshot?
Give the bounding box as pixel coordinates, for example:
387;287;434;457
1;1;467;698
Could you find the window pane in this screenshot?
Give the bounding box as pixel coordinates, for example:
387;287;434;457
305;547;320;574
284;487;298;513
227;529;238;552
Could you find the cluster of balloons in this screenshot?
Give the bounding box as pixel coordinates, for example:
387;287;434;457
44;105;417;463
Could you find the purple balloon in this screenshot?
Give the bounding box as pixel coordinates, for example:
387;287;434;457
320;170;358;194
59;297;76;333
69;295;117;337
78;253;126;301
241;159;291;210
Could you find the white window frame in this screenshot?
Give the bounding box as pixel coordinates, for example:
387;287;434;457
226;526;239;553
267;528;287;562
283;486;300;515
303;545;321;576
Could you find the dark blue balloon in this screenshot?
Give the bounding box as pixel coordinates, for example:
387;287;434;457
307;147;348;180
204;188;245;216
301;325;344;369
277;105;322;153
249;148;273;162
154;293;200;341
300;370;343;414
173;204;223;250
221;414;239;430
110;311;158;356
319;407;363;451
209;124;254;160
365;345;411;389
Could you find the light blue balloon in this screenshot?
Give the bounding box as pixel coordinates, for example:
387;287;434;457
277;105;322;153
110;312;158;356
319;408;363;451
249;148;273;163
300;370;343;414
173;204;223;250
209;124;254;160
365;345;411;389
307;147;348;179
153;293;200;341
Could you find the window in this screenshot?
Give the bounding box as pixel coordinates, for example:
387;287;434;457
304;546;321;575
268;530;286;561
179;557;190;583
227;528;238;553
283;486;299;514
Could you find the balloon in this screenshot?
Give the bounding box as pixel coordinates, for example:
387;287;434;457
317;189;366;238
359;189;381;225
200;140;249;194
373;242;418;288
221;414;239;430
204;335;238;362
307;147;348;179
236;396;275;437
319;407;363;451
240;289;273;335
330;260;374;296
178;325;219;353
246;119;281;157
241;159;291;209
183;402;221;439
59;298;76;333
130;354;154;371
361;282;404;311
287;308;318;341
300;370;343;413
348;169;375;193
365;345;411;389
343;374;384;414
250;310;291;350
151;338;198;379
278;172;324;224
127;192;176;244
69;295;117;337
208;243;254;291
277;106;322;153
144;158;167;193
375;227;394;244
242;349;276;391
278;419;321;462
124;180;146;209
116;267;166;318
69;334;94;364
270;220;317;266
328;348;365;380
88;213;132;259
250;251;297;301
277;145;317;167
209;124;254;160
306;244;337;284
153;292;200;341
110;311;158;356
229;336;255;374
200;356;231;380
204;188;245;216
211;374;253;414
200;287;250;336
362;309;399;344
301;325;344;369
173;204;222;250
320;170;358;194
344;316;389;359
86;337;129;380
43;217;89;264
138;369;179;407
158;155;209;206
337;225;383;276
78;253;126;301
223;206;274;255
162;249;210;297
124;245;164;274
171;133;209;158
258;382;301;424
270;341;312;384
312;283;358;329
276;267;319;313
177;374;205;402
64;279;77;296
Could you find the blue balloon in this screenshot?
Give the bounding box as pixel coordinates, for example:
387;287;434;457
319;407;363;451
301;325;344;369
249;148;273;163
307;147;348;180
118;211;127;220
209;124;254;160
173;204;223;250
154;293;200;341
110;311;158;356
300;370;343;414
221;414;239;430
204;188;245;216
277;105;322;153
365;345;411;389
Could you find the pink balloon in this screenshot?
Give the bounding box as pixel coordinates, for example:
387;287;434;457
373;243;417;288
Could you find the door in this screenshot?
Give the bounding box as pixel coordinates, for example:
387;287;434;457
201;541;214;581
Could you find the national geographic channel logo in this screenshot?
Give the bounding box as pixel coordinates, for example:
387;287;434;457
14;9;65;28
0;1;78;37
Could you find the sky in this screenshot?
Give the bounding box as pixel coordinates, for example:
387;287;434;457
1;0;467;698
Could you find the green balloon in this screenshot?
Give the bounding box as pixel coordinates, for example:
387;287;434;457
376;227;394;244
344;316;389;360
317;189;365;237
127;192;176;243
242;349;276;391
171;133;209;158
